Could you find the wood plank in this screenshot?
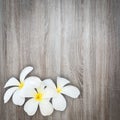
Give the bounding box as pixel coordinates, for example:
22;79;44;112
110;90;120;120
0;0;120;120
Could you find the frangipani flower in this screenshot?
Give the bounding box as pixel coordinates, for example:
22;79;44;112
23;84;54;116
43;77;80;111
4;66;41;106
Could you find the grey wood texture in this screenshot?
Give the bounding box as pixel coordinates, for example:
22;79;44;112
0;0;120;120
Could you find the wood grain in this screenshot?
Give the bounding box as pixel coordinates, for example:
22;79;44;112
0;0;120;120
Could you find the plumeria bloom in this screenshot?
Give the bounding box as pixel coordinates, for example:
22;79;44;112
4;66;41;106
43;77;80;111
23;84;54;116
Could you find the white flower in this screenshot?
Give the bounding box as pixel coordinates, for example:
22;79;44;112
43;77;80;111
23;84;54;116
4;66;41;106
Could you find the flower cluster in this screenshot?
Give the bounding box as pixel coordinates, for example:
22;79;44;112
4;66;80;116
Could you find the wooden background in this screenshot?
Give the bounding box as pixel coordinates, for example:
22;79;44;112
0;0;120;120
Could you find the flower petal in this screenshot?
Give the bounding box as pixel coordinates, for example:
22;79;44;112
52;94;66;111
43;87;57;99
24;98;38;116
43;79;56;89
62;85;80;98
57;77;70;87
39;100;53;116
12;90;25;106
20;66;33;82
4;77;19;88
4;87;18;103
24;76;42;88
20;87;36;98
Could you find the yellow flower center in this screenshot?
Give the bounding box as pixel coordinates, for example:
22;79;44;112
34;92;43;101
56;86;62;93
18;82;24;89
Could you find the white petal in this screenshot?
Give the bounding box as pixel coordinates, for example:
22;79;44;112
4;77;19;88
20;66;33;82
24;76;42;88
4;87;18;103
39;100;53;116
12;90;25;106
52;94;66;111
20;87;36;98
62;85;80;98
43;79;56;89
24;98;38;116
57;77;70;87
43;87;57;99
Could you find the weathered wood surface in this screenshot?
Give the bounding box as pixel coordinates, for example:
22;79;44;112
0;0;120;120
